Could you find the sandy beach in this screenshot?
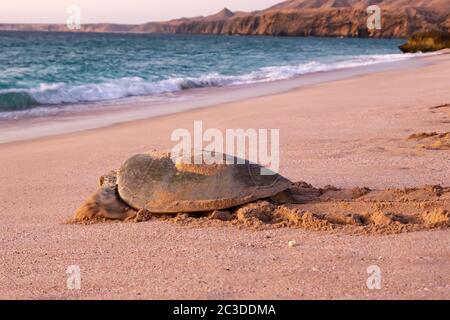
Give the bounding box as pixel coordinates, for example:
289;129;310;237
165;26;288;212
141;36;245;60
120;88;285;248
0;53;449;299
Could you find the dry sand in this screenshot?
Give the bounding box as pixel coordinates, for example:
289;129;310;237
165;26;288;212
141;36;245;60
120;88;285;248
1;53;450;299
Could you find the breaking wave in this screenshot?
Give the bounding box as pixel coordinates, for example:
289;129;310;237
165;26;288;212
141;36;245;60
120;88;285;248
0;52;429;113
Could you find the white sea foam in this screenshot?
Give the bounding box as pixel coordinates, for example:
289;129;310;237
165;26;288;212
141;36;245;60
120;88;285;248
0;52;437;119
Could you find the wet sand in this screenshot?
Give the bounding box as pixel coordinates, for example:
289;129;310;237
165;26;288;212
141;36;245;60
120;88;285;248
0;53;449;299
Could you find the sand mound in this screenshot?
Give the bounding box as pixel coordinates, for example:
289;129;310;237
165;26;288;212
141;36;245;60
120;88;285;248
422;208;450;224
71;182;450;235
408;132;450;150
234;201;332;231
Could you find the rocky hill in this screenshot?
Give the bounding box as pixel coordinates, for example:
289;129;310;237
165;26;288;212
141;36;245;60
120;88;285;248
1;0;449;38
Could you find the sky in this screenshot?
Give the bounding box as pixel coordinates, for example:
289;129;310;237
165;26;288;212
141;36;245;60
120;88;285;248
0;0;283;24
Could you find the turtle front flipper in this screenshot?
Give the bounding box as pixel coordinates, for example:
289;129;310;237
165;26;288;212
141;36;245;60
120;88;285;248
73;187;136;222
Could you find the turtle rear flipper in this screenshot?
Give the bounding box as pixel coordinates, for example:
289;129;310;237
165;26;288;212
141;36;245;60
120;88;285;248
269;189;306;204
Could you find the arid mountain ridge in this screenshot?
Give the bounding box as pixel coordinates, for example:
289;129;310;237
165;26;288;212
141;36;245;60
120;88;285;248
1;0;449;38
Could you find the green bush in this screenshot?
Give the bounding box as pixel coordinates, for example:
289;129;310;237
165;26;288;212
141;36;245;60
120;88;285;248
399;31;450;53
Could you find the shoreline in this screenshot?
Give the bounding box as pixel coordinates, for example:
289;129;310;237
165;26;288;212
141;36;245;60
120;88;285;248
0;52;433;145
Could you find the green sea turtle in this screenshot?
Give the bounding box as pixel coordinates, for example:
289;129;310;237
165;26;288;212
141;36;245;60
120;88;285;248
74;150;293;221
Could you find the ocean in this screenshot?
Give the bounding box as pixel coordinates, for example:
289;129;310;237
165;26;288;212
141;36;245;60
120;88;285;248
0;31;409;119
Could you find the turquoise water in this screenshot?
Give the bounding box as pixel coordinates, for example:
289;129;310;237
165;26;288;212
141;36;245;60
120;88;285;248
0;31;406;116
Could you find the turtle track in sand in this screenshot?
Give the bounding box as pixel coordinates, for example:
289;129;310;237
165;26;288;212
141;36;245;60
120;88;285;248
73;182;450;235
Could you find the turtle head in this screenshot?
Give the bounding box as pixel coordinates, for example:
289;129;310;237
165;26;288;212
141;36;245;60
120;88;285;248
73;187;136;222
99;170;117;188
